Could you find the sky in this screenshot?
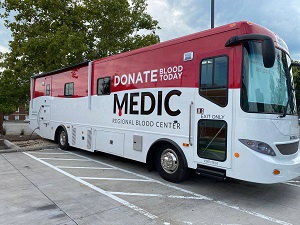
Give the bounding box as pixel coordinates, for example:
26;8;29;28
1;0;300;60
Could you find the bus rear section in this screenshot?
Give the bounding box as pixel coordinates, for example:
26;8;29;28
29;21;300;184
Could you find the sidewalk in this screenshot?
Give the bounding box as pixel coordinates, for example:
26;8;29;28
2;121;34;135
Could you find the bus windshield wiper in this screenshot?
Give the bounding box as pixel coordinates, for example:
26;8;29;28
280;99;289;118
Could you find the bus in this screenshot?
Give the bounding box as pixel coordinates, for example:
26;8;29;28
29;21;300;184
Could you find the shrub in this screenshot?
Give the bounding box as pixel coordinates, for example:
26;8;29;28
2;126;6;135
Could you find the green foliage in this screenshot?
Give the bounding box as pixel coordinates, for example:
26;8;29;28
0;69;28;114
0;0;160;112
292;60;300;112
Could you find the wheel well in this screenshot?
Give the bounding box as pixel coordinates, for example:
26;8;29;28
146;139;185;172
54;125;65;143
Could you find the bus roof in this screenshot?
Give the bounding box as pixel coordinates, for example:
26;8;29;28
31;21;277;79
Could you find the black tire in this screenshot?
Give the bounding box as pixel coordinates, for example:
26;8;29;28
155;143;190;182
58;128;70;150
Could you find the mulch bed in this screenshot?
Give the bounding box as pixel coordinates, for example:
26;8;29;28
0;134;41;142
0;134;57;149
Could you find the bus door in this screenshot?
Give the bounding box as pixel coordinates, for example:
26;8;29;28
193;50;233;170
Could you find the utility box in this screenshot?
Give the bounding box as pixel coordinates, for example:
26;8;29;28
133;135;143;151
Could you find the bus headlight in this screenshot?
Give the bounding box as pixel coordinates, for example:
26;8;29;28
239;139;276;156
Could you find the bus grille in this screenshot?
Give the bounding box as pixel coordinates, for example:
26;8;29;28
276;141;299;155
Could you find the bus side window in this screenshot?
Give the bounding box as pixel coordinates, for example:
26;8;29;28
97;77;111;95
64;82;74;97
46;84;50;96
199;56;228;106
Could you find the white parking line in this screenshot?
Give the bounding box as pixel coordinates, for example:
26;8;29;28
30;152;72;155
59;150;292;225
79;177;153;182
24;152;158;220
37;149;61;151
57;166;114;170
38;158;90;161
24;150;293;225
282;182;300;188
110;192;208;200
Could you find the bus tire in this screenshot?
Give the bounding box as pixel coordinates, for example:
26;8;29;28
155;143;189;182
58;128;70;150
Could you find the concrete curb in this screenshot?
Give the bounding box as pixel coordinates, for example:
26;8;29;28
3;140;21;150
0;139;59;154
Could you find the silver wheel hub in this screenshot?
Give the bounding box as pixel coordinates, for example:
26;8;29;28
160;149;179;174
60;131;67;146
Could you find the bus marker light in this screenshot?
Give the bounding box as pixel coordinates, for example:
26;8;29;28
234;152;240;158
183;143;189;147
273;169;280;175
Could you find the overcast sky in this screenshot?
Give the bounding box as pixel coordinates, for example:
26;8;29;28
1;0;300;60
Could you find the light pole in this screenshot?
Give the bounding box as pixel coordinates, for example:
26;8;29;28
211;0;214;28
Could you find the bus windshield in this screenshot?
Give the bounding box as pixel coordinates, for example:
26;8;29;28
241;41;297;115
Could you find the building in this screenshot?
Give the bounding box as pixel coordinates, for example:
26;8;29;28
4;105;28;121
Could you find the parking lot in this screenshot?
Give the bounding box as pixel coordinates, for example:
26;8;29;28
1;146;300;225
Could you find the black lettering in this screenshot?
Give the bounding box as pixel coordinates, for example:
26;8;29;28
114;90;181;117
130;92;139;114
113;93;128;115
164;90;181;116
157;91;162;115
141;92;155;115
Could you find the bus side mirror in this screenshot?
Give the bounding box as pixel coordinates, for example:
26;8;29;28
262;39;275;68
225;34;276;68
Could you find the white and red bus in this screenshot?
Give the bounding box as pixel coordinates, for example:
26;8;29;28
29;21;300;184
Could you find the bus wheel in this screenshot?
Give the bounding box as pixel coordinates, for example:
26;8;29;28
58;128;70;150
155;144;189;182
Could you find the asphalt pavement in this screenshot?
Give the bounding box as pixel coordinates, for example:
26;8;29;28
1;122;300;224
1;147;300;225
1;150;149;225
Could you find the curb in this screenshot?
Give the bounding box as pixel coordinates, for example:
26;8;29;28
3;140;21;150
0;139;59;154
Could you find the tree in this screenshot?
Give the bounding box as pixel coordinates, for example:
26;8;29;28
0;68;29;133
0;0;160;130
292;60;300;112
